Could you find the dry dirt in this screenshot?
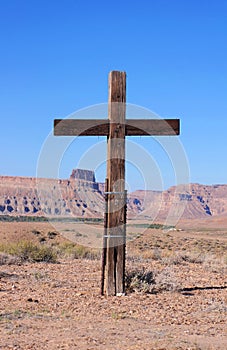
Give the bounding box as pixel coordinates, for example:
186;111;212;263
0;221;226;350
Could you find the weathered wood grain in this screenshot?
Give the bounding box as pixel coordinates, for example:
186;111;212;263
106;71;126;296
54;119;180;136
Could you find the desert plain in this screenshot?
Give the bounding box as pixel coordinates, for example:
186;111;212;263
0;217;226;350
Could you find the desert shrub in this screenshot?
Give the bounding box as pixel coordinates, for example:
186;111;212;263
75;232;83;237
163;252;205;266
152;247;163;261
0;252;20;265
32;229;41;235
125;269;155;293
153;267;180;292
202;254;227;273
0;241;57;263
126;266;180;294
47;231;57;239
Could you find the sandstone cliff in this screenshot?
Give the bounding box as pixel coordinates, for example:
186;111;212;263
128;183;227;221
0;170;227;221
0;172;103;217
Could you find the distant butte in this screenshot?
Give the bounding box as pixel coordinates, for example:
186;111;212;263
0;169;227;220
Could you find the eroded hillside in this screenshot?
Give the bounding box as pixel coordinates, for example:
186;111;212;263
0;170;227;221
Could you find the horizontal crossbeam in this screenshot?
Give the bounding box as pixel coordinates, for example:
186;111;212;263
54;119;180;136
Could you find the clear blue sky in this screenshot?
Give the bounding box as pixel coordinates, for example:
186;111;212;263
0;0;227;191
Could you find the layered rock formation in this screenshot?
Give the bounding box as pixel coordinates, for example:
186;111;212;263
128;183;227;221
0;169;227;221
0;171;103;217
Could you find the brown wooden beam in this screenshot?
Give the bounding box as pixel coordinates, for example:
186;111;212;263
54;119;109;136
126;119;180;135
106;71;126;296
54;118;180;136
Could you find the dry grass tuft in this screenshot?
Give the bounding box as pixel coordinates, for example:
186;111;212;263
0;239;101;264
0;241;57;263
54;242;101;260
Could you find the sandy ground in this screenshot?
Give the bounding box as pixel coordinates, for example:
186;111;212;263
0;221;226;350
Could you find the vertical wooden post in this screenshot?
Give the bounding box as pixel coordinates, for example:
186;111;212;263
100;178;108;295
105;71;126;296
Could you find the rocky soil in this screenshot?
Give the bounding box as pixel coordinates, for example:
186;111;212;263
0;221;226;349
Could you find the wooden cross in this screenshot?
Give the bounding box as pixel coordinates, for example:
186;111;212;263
54;71;180;296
